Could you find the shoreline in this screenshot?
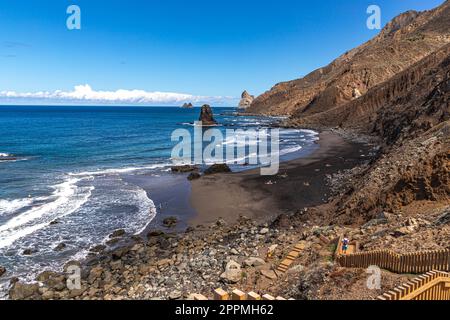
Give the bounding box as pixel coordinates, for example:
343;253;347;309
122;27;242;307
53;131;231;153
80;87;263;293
3;128;376;300
189;130;373;226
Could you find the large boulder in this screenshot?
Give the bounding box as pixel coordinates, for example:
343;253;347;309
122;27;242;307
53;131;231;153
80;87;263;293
244;257;266;267
238;90;254;109
220;260;242;283
9;282;40;300
198;104;218;126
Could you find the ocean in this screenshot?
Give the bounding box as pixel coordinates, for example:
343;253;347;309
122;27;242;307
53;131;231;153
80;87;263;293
0;105;319;291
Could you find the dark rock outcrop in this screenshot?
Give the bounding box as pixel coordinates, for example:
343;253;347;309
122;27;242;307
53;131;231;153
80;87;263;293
171;165;198;173
54;243;66;252
22;248;37;255
204;164;231;175
109;229;126;238
187;172;201;180
198;104;218;126
162;216;178;228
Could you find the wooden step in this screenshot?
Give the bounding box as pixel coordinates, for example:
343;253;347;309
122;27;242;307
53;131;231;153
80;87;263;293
287;251;300;259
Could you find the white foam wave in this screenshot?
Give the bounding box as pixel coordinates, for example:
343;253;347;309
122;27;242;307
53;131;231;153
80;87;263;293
69;163;171;177
0;177;94;249
280;145;303;156
0;198;33;216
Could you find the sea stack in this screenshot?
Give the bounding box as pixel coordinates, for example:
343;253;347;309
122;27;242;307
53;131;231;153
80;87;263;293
182;102;193;108
198;104;217;126
238;90;254;109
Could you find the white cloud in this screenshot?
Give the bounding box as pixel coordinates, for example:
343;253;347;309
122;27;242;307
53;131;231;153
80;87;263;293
0;84;236;106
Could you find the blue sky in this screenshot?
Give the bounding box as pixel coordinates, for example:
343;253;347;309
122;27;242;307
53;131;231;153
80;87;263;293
0;0;444;106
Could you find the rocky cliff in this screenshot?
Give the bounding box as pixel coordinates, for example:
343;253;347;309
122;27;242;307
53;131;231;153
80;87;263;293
246;1;450;117
331;46;450;224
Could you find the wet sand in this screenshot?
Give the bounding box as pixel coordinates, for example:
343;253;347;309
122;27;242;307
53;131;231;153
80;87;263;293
190;131;372;225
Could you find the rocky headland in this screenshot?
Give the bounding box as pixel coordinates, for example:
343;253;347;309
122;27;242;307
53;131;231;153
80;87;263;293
238;91;254;110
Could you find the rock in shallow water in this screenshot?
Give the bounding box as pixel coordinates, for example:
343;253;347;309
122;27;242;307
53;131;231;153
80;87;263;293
163;216;178;228
204;164;231;175
198;104;218;126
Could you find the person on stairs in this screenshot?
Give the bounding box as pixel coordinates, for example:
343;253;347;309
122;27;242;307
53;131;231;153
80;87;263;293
342;236;350;254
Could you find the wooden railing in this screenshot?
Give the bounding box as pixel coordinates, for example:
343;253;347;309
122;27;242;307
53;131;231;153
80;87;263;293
336;248;450;274
192;288;292;300
378;271;450;300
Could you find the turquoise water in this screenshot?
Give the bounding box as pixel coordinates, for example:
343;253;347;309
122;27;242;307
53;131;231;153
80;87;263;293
0;106;318;285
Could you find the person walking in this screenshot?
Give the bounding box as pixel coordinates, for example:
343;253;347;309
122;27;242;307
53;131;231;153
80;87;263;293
342;236;350;254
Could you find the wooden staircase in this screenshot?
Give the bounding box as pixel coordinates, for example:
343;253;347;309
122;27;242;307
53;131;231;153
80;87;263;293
378;270;450;300
276;242;305;274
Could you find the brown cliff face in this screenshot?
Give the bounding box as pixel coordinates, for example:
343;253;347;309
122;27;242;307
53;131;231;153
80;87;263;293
332;48;450;223
290;43;450;133
246;1;450;117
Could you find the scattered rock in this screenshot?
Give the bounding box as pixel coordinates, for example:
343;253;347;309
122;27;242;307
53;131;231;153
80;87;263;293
147;230;165;238
391;226;413;238
36;270;59;282
89;244;106;253
9;282;39;300
287;264;305;274
169;290;182;300
259;228;269;235
171;165;198;173
54;243;66;252
204;163;231;175
22;248;37;255
163;216;178;228
220;260;242;283
88;266;104;284
187;172;201;180
260;269;277;280
244;257;266;267
109;229;126;238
